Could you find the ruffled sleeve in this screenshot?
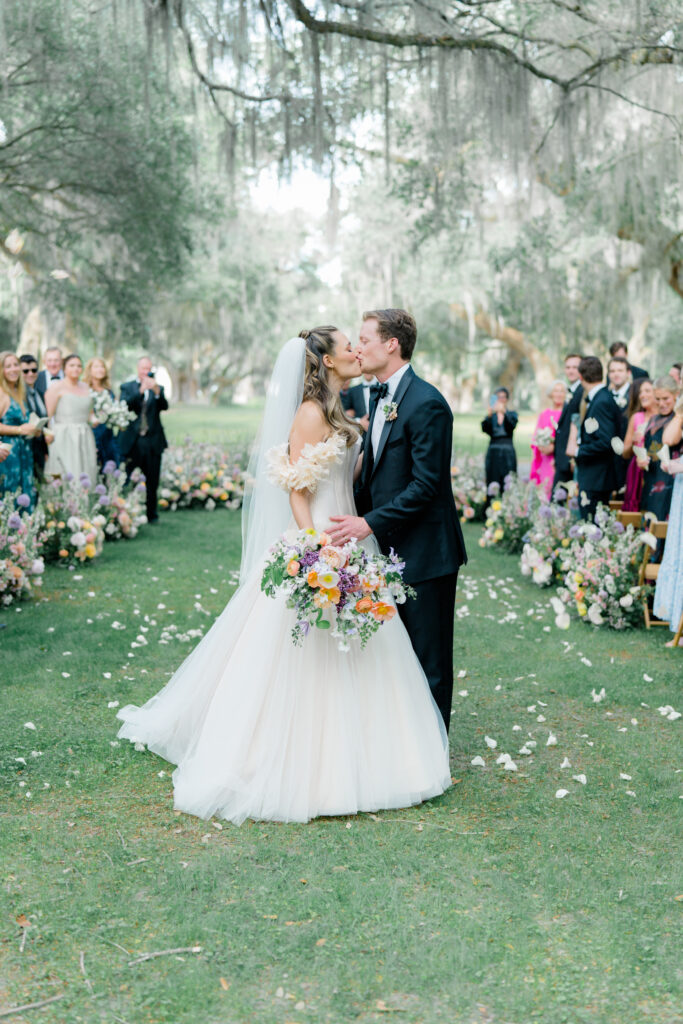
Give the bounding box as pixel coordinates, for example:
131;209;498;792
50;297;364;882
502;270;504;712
267;433;347;493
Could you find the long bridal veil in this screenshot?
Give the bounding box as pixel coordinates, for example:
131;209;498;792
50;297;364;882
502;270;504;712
239;336;306;583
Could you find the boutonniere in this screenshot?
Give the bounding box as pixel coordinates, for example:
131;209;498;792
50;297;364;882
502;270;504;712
383;401;398;422
615;395;627;408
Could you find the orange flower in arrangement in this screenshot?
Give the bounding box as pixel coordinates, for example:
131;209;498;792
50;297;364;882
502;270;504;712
314;590;333;609
324;586;342;604
318;532;331;547
59;548;69;558
321;546;345;569
307;570;320;588
287;559;300;576
355;596;373;614
371;601;396;623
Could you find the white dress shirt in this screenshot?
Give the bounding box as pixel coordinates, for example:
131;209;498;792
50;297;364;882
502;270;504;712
371;363;411;456
586;382;605;403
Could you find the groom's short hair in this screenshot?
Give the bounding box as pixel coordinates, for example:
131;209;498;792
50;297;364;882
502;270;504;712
363;308;417;361
578;356;603;383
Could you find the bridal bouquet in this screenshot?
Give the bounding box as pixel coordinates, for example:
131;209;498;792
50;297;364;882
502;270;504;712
261;528;415;650
533;426;555;447
91;391;136;433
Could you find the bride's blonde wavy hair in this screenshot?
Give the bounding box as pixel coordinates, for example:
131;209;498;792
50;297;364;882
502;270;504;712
299;326;358;446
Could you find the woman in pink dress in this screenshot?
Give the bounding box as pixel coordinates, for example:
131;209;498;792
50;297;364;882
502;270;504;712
621;378;656;511
530;380;566;498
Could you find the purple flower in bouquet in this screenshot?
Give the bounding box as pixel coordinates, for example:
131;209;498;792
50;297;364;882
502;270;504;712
103;460;117;475
16;493;31;508
98;494;111;506
555;487;568;502
95;483;107;495
7;512;22;530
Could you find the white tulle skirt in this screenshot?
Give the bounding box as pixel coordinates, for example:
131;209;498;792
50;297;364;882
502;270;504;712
117;570;451;825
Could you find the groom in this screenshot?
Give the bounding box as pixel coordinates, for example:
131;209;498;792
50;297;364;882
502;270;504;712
327;309;467;731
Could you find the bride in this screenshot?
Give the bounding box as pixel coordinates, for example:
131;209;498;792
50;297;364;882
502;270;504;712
117;328;451;824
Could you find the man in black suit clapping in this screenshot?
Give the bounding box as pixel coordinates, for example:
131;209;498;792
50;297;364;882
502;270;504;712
575;356;622;521
119;356;168;523
551;353;583;500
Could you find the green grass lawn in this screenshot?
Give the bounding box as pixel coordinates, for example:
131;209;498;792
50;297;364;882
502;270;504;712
165;402;536;458
1;515;680;1023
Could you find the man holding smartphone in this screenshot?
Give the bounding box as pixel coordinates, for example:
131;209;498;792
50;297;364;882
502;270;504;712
119;355;168;524
481;386;518;492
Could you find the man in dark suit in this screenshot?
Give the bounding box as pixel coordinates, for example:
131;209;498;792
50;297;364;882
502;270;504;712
609;341;647;381
35;347;64;398
119;356;168;523
607;355;631;492
341;372;376;431
551;353;583;500
19;354;49;479
327;308;467;732
575;356;622;520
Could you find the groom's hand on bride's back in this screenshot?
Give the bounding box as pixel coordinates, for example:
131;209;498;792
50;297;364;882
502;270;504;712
328;515;371;544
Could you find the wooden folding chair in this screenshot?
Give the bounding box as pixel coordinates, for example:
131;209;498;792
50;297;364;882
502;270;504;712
638;520;669;628
609;500;624;512
672;609;683;648
617;510;643;529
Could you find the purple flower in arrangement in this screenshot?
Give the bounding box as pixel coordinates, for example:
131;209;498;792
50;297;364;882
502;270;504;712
95;483;107;495
113;469;122;479
568;497;579;511
103;460;117;475
613;521;625;534
65;472;74;482
555;487;568;502
591;527;603;541
79;473;91;488
539;505;552;519
16;493;31;508
568;524;581;539
7;512;22;530
556;506;570;520
135;483;146;493
487;482;500;496
98;494;111;506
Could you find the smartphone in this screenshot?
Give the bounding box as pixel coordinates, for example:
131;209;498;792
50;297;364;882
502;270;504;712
147;370;155;379
489;394;498;407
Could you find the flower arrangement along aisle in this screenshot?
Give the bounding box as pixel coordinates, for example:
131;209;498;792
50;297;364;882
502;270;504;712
98;461;147;539
520;501;574;586
261;529;415;651
90;391;136;432
451;452;488;522
0;492;46;606
479;475;545;554
158;442;249;511
553;505;645;629
40;474;106;564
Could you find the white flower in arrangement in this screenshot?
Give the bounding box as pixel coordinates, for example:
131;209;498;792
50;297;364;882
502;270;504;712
584;417;599;433
5;228;25;254
610;436;625;455
587;603;604;625
619;593;634;608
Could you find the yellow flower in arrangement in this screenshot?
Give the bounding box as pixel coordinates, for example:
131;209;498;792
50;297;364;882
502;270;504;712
159;498;169;509
200;482;210;492
493;528;504;542
562;538;570;547
317;568;340;589
574;572;583;583
219;492;228;501
57;521;65;529
577;602;587;616
181;483;190;493
485;518;494;528
47;520;56;529
491;500;502;512
84;543;97;559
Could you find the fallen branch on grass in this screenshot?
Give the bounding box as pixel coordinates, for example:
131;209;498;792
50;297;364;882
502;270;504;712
127;945;202;966
0;994;65;1019
79;950;94;995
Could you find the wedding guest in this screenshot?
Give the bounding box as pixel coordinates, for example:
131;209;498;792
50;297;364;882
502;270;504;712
19;354;50;481
653;452;683;645
621;378;656;512
85;357;120;468
669;363;682;387
342;371;376;431
530;380;566;498
482;387;518;492
44;354;98;484
36;346;64;398
551;353;583;500
119;356;168;524
575;356;621;520
636;376;682;522
609;341;647;380
608;355;631;492
0;351;40;509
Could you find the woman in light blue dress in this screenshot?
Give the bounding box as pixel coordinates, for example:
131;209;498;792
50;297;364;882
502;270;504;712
653;398;683;645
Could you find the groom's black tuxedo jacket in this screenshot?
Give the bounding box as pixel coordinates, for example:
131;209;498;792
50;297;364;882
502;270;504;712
354;366;467;585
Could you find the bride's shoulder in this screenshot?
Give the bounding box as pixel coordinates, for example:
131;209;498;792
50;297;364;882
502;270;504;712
267;428;346;493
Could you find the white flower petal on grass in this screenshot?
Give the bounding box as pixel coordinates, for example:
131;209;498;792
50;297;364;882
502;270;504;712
471;756;486;767
134;742;146;752
580;657;592;667
643;673;653;682
572;774;587;785
24;722;36;731
485;736;497;749
497;754;518;771
107;701;119;709
512;725;522;732
610;436;625;455
50;268;71;280
620;773;632;781
555;612;571;630
458;690;468;697
14;757;26;765
103;672;112;679
555;789;569;799
584;417;599;433
457;669;467;678
591;687;606;703
546;732;557;747
625;790;636;797
560;757;572;769
518;745;533;756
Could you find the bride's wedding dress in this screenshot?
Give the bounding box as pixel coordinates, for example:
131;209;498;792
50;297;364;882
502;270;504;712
117;431;450;825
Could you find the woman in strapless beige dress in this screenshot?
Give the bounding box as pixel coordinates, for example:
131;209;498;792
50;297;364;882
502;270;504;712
44;353;98;484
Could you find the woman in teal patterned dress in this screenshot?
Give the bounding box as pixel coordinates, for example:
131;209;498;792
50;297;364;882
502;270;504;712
0;351;40;510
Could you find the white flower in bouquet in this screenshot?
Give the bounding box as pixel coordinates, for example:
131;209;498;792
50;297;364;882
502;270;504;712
91;390;135;433
534;426;554;447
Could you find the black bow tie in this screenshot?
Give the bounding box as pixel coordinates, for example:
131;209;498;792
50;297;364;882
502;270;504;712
50;374;61;380
370;382;389;402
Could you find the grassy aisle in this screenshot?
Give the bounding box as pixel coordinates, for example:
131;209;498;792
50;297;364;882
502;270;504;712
1;516;680;1024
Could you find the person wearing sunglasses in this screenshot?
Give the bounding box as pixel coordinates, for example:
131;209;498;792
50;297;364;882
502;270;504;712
19;355;51;481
